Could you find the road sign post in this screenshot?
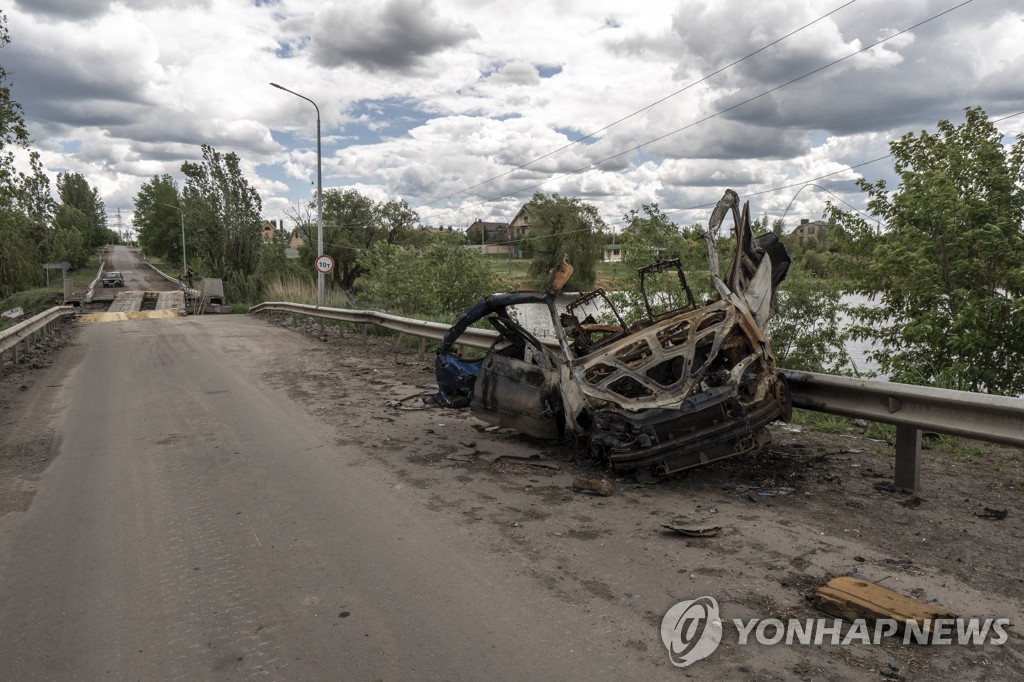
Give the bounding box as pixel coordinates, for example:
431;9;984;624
314;255;335;278
42;262;70;289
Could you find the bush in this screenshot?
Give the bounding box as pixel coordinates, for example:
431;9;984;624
357;232;503;317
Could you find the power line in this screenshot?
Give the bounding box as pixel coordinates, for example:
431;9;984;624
480;105;1024;246
449;0;974;215
417;0;857;209
313;6;1017;239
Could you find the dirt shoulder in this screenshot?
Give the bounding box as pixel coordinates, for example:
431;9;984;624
0;319;81;516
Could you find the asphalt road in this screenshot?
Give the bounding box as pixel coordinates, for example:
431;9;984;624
0;315;657;681
98;246;176;296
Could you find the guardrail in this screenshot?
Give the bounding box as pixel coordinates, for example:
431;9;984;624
250;301;1024;492
0;306;78;374
249;301;500;353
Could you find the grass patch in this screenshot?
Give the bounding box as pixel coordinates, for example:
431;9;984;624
1;256;101;330
483;257;628;291
923;433;997;464
862;421;896;443
789;408;851;434
263;275;354;309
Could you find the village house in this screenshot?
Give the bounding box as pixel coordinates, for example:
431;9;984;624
260;219;288;243
467;219;513;256
789;218;830;246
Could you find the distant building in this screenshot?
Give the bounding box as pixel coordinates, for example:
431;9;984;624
507;206;530;259
288;224;311;250
789;218;829;246
468;218;513;256
261;219;288;243
603;244;622;262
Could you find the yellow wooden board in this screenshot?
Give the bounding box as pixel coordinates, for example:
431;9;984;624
811;576;955;626
79;310;183;323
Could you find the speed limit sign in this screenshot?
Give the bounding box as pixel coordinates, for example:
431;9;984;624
314;254;335;274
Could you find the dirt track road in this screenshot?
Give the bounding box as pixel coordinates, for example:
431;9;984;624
99;245;176;294
1;313;1022;680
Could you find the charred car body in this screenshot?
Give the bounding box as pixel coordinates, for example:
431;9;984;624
434;190;792;480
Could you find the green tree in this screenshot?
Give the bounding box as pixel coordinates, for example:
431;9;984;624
524;192;605;289
0;12;28;169
377;198;417;245
357;231;500;317
51;204;92;268
0;12;45;296
180;145;263;280
768;262;852;373
301;189;376;291
828;107;1024;393
619;204;683;268
300;190;419;291
609;204;691;322
134;174;185;263
56;172;108;249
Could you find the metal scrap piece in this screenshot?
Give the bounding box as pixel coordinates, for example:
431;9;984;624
660;524;722;538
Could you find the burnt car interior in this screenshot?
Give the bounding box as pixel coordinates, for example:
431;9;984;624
432;189;793;480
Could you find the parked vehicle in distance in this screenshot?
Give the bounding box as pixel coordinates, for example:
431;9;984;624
102;271;125;288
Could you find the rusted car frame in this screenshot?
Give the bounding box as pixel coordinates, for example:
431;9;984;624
434;189;792;480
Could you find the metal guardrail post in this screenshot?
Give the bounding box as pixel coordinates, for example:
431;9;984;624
1;307;77;375
418;337;425;362
894;425;922;491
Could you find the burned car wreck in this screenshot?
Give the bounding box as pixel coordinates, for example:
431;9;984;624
433;189;792;480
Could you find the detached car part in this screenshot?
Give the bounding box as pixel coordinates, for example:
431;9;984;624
433;190;792;480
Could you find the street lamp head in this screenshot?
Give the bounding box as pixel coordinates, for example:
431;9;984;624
269;81;325;307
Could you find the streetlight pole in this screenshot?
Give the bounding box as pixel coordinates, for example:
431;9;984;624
158;202;187;279
270;82;324;307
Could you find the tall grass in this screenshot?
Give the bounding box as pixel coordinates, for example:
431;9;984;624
263;274;354;309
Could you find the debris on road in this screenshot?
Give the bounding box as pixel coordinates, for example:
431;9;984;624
974;506;1008;520
810;576;956;636
757;487;796;497
486;454;561;470
572;477;614;496
660;524;721;538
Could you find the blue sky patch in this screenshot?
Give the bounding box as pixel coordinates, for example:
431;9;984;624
555;127;599;145
346;98;431;144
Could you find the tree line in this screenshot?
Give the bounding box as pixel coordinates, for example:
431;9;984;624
0;12;116;298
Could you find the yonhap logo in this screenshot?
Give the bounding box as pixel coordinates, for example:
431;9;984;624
660;595;1008;669
660;596;723;667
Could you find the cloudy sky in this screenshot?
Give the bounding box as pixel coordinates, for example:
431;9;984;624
5;0;1023;237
